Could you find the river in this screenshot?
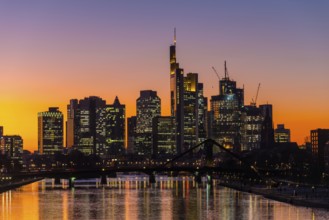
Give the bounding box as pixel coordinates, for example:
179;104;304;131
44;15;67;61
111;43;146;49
1;175;328;220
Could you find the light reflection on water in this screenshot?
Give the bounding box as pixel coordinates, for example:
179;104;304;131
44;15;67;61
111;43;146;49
1;176;329;220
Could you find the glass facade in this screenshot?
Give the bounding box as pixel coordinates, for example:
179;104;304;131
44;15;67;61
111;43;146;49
152;116;176;157
135;90;161;156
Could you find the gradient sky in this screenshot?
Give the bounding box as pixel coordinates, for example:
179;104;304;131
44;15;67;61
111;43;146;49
0;1;328;151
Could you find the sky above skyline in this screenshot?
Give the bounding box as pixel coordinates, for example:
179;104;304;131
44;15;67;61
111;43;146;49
0;1;328;151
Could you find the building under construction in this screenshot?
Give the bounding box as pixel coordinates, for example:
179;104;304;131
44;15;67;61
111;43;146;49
210;62;244;151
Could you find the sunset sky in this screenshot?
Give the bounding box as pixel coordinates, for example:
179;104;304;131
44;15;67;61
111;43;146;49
0;1;328;151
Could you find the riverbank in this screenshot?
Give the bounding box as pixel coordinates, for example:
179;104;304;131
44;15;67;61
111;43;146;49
0;177;44;193
218;181;329;209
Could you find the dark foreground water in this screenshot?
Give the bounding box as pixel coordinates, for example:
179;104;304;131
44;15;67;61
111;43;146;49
1;176;329;220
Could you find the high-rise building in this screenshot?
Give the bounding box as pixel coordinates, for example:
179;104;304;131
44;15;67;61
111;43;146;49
76;96;106;155
0;126;3;137
127;116;137;154
135;90;161;155
66;99;78;148
152;116;176;157
260;104;275;149
210;62;244;151
241;105;263;151
38;107;63;155
99;96;126;156
311;129;329;172
183;73;199;150
259;104;273;120
198;84;208;143
274;124;291;143
170;30;184;155
0;135;23;161
169;32;208;154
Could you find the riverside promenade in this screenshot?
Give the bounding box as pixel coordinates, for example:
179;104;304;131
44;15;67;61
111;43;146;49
0;177;43;193
218;180;329;209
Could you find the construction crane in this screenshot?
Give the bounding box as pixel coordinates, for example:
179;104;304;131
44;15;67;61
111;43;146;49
224;60;230;80
251;83;261;106
211;66;220;80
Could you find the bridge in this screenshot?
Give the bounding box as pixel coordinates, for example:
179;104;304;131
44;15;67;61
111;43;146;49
5;139;271;188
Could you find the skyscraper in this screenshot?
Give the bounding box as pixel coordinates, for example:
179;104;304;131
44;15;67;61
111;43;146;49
38;107;63;155
260;105;275;149
170;29;184;154
197;84;208;143
152;116;176;157
66;99;78;148
210;62;244;151
76;96;106;155
169;32;208;154
135;90;161;155
100;96;126;156
311;129;329;172
183;73;199;150
241;105;263;151
127;116;137;154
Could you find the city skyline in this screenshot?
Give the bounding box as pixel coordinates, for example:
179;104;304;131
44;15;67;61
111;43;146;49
1;1;329;151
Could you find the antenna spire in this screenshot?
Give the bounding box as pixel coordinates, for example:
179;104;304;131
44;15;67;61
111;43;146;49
224;60;227;79
174;28;176;45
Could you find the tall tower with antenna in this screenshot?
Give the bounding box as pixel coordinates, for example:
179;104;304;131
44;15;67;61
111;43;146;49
169;28;184;154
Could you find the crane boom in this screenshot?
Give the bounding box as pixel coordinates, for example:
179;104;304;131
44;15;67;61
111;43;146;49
250;83;261;106
255;83;261;105
211;66;220;80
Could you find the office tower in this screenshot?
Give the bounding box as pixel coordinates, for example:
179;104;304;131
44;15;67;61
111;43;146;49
135;90;161;155
260;105;275;149
170;29;184;154
259;104;273;120
66;99;78;148
169;32;208;154
38;107;63;155
274;124;291;143
0;135;23;166
183;73;199;150
311;129;329;172
127;116;137;154
241;105;263;151
76;96;106;155
152;116;176;157
101;96;125;156
197;83;208;143
210;62;244;151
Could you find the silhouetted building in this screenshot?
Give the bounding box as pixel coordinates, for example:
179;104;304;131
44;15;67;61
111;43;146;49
0;126;3;137
259;104;273;121
260;105;275;149
275;124;291;143
170;31;184;155
66;99;78;148
135;90;161;155
311;129;329;172
183;73;199;150
152;116;176;157
127;116;137;154
169;33;208;154
38;107;63;155
210;62;244;151
105;97;126;155
241;105;263;151
198;84;208;143
75;96;106;155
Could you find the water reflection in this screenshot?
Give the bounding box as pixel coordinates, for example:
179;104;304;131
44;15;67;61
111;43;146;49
0;176;328;220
